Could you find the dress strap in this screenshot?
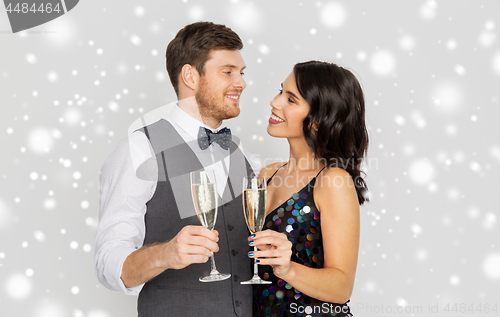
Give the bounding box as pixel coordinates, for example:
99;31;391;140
314;165;327;178
266;163;288;185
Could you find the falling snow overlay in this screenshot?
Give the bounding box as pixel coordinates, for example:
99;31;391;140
1;1;499;316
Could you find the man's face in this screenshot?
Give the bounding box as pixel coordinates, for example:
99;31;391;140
195;49;246;125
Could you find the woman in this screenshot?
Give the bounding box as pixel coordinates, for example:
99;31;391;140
250;61;369;317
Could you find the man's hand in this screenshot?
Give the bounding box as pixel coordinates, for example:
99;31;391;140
121;225;219;288
162;225;219;270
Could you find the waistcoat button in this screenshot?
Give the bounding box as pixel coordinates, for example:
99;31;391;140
231;249;238;256
227;224;234;231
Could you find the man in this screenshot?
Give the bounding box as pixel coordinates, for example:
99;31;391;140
95;22;255;316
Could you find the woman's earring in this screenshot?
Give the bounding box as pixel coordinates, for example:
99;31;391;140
310;122;318;132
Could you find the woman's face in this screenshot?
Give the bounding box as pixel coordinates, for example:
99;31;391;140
267;72;311;139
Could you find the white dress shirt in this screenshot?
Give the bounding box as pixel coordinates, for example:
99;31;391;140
94;106;259;295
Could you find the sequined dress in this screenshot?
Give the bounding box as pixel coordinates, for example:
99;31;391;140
253;165;353;317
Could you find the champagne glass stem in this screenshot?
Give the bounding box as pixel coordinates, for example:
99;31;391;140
252;246;259;278
210;252;218;274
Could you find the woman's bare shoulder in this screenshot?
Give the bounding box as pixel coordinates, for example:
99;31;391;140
258;162;287;179
315;167;356;199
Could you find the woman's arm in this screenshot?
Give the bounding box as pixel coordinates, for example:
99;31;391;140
250;167;360;303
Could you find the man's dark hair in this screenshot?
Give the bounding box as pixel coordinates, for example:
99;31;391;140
166;22;243;96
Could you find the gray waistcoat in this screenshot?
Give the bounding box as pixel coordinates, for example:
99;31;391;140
136;119;253;317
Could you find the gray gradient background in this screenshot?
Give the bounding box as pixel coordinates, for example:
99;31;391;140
1;1;500;316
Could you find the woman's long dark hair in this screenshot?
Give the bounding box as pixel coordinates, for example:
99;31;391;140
294;61;369;205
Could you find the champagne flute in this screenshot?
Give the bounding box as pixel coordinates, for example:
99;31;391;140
241;176;272;284
190;170;231;282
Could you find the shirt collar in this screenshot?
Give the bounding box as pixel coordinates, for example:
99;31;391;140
169;104;223;140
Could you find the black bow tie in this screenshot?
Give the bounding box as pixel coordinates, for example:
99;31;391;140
198;127;232;150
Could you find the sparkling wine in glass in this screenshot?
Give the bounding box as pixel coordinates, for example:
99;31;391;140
190;170;231;282
241;176;272;284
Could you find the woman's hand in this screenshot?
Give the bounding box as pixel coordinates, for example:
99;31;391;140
248;230;293;278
